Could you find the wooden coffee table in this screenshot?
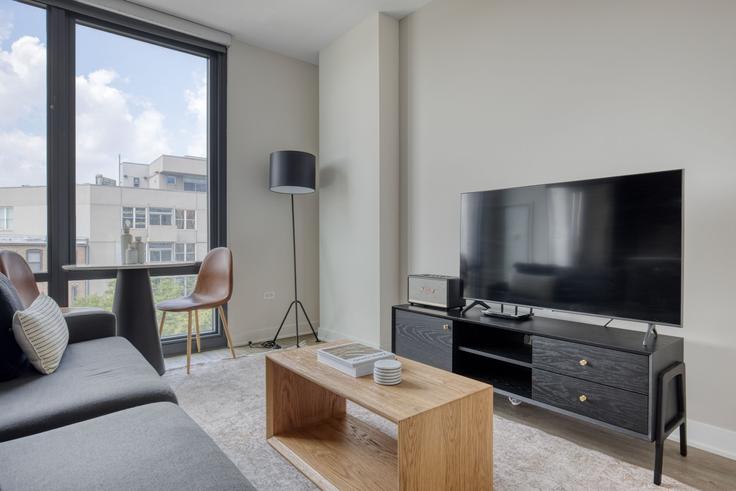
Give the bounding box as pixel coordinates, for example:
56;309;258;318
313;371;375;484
265;341;493;490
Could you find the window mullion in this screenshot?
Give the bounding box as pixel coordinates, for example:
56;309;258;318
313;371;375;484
46;6;75;306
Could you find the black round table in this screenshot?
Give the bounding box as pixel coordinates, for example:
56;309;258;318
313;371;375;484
62;262;200;375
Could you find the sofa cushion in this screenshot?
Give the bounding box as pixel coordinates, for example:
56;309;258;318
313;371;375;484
0;336;177;442
0;402;254;491
0;273;26;381
13;294;69;375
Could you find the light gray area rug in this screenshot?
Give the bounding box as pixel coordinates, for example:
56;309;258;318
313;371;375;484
164;353;693;491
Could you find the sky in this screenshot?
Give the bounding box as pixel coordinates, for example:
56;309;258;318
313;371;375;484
0;0;207;186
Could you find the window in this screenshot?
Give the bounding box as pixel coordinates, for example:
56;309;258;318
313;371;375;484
175;243;195;262
148;242;174;263
4;0;226;351
183;176;207;192
166;175;177;186
26;249;42;273
149;207;173;226
151;275;214;338
0;1;46;269
122;207;146;229
176;209;196;229
0;207;14;230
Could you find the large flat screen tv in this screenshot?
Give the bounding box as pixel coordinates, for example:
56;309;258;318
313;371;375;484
460;170;682;326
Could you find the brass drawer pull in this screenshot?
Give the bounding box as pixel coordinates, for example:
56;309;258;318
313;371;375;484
579;394;588;402
442;324;450;331
579;359;588;366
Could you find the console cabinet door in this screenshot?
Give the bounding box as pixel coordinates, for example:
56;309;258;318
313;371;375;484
394;310;452;371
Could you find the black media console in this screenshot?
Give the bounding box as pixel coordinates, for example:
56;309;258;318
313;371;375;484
392;304;687;485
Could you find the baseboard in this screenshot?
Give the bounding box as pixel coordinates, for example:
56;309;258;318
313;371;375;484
668;419;736;461
315;328;380;348
239;321;321;345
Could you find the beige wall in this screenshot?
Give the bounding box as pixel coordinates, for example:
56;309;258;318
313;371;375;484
227;39;320;345
400;0;736;458
318;14;400;348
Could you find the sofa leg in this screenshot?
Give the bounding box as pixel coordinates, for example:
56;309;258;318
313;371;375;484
186;311;192;374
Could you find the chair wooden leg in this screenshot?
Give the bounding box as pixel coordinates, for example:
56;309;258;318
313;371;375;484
158;311;167;337
194;310;201;353
186;311;192;374
218;306;236;359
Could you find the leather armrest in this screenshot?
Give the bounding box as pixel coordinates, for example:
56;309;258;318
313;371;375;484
62;307;117;344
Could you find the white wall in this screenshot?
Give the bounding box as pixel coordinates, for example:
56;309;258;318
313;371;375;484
319;13;399;348
227;39;319;345
401;0;736;458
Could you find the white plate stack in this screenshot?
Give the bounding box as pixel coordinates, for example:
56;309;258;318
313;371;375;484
373;359;402;385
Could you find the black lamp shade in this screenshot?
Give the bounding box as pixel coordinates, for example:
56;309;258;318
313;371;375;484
269;151;316;194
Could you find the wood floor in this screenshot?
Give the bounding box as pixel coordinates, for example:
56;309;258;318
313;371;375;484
494;394;736;490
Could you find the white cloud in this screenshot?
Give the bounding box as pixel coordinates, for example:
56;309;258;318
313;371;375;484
75;68;171;182
0;34;204;187
0;16;11;43
0;35;46;187
184;78;207;157
0;35;46;128
0;129;45;186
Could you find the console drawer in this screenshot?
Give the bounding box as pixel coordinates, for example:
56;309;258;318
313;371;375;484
532;369;648;434
532;337;649;394
394;310;452;371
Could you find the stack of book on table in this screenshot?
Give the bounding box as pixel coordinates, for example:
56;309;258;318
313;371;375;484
317;342;395;377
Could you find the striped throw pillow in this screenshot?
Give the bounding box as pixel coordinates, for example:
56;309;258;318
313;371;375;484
12;294;69;375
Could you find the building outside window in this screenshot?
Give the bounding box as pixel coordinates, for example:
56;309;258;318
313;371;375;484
148;242;174;262
175;243;195;262
0;207;14;230
133;177;140;187
175;209;196;229
149;207;173;226
122;207;146;229
183;176;207;192
26;249;42;273
166;175;177;186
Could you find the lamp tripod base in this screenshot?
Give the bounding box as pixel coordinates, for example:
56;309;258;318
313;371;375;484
261;300;320;349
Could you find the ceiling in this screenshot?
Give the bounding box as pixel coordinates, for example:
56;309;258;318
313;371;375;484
129;0;433;64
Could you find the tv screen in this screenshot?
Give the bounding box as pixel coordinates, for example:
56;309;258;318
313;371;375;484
460;170;682;326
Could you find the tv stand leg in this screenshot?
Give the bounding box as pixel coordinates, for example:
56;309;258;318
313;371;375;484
509;396;522;406
462;300;491;315
654;440;664;486
643;323;658;346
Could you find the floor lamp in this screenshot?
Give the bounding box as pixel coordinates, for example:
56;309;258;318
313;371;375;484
262;150;320;349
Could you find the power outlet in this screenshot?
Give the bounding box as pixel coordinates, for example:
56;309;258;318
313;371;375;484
263;291;276;300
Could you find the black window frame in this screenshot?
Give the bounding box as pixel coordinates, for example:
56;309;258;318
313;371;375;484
18;0;228;355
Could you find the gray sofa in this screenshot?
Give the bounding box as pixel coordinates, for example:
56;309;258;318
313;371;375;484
0;310;254;490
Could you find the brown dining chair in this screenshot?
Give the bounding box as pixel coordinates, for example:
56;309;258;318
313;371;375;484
0;250;41;308
156;247;236;374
